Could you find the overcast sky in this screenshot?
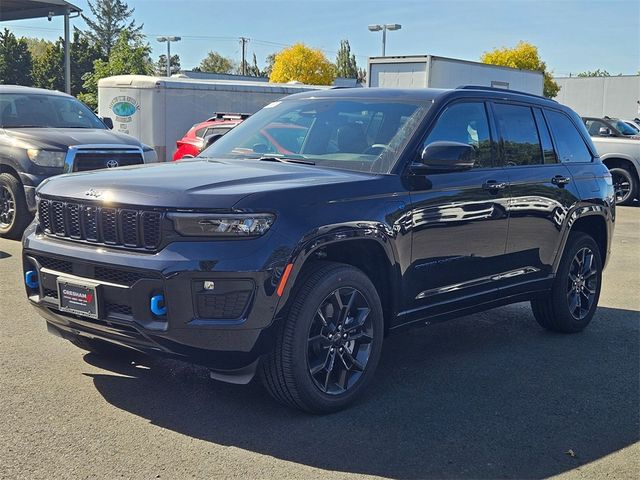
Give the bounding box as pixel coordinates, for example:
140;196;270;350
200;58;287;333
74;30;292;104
4;0;639;76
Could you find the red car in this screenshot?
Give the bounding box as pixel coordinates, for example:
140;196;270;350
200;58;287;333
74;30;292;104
173;113;250;161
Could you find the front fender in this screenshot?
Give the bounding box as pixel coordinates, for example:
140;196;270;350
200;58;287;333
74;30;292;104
273;222;399;317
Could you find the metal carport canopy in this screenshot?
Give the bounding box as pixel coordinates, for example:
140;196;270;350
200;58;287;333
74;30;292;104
0;0;82;94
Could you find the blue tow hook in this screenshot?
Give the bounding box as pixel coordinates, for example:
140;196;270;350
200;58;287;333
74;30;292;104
25;270;39;289
150;294;167;316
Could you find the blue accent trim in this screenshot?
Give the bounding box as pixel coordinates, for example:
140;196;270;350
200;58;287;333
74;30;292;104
150;294;167;316
25;270;39;289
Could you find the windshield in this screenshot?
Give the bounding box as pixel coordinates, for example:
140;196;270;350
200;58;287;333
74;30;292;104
611;119;638;136
200;97;431;174
0;93;105;129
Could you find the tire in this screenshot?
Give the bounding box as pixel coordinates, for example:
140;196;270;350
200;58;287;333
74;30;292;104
609;167;636;206
0;173;31;240
69;335;137;359
531;232;603;333
260;262;384;414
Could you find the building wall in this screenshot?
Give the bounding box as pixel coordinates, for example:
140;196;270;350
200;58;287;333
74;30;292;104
554;76;640;119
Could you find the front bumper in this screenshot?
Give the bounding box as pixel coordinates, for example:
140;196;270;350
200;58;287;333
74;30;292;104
23;229;289;372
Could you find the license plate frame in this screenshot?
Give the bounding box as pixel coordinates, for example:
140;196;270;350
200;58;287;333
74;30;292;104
57;278;100;319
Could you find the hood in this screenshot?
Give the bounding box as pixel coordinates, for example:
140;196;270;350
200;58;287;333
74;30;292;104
36;158;373;209
3;127;142;150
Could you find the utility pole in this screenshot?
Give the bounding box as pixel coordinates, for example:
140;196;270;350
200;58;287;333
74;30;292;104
239;37;249;76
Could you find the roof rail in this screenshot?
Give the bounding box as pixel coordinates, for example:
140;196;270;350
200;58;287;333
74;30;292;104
455;85;557;102
207;112;251;121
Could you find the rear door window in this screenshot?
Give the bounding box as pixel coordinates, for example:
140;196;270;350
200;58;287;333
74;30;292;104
493;103;543;167
546;111;593;163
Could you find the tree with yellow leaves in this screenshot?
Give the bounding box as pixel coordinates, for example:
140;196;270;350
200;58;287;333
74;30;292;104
481;41;560;98
269;43;335;85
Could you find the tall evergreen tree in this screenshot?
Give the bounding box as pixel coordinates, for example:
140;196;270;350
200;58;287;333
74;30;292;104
155;54;181;76
0;29;33;86
78;0;143;58
335;40;358;79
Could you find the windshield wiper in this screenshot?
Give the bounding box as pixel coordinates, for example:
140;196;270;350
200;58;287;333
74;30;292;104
257;156;315;165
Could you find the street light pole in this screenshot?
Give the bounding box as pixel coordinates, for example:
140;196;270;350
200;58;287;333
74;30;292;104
368;23;402;57
156;36;181;77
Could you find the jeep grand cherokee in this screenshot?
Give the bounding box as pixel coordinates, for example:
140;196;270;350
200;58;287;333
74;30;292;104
22;86;614;413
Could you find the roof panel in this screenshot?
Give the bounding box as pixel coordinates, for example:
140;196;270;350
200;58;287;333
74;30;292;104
0;0;81;21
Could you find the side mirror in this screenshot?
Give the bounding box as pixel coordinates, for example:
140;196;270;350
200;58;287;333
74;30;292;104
202;133;224;150
598;127;612;136
412;141;476;174
101;116;114;129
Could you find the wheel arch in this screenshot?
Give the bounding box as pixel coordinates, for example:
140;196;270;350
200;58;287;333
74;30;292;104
275;230;400;334
557;209;610;271
601;156;640;182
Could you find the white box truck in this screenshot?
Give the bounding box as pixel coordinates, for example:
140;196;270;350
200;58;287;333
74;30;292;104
97;75;325;162
368;55;544;95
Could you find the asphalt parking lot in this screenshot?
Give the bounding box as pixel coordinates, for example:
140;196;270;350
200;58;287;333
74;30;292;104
0;207;638;480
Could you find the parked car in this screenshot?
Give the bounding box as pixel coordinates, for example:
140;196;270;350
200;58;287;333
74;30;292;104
173;113;249;160
0;85;157;239
589;135;640;205
582;116;640;139
23;86;614;413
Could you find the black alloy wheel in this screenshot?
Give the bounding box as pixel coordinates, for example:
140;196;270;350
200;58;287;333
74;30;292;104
531;232;602;333
0;184;15;229
609;167;636;206
307;287;374;395
260;262;384;413
566;247;599;321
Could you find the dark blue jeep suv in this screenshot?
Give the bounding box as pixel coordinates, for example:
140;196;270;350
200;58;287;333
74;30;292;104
22;86;615;413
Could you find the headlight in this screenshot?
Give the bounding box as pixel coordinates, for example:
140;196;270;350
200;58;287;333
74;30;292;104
168;213;275;237
142;146;158;163
27;149;66;167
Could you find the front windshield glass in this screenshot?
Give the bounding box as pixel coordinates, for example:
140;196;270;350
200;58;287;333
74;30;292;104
200;97;431;174
0;93;105;129
611;119;638;136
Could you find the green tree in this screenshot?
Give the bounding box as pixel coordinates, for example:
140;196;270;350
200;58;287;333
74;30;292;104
481;41;560;98
577;69;611;77
335;39;358;78
24;37;52;61
0;29;33;86
270;43;335;85
79;0;143;58
80;30;152;108
31;40;63;91
155;54;181;76
263;53;276;78
199;51;234;74
31;31;101;96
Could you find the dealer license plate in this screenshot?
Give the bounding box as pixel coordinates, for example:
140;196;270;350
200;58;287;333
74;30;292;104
57;278;99;319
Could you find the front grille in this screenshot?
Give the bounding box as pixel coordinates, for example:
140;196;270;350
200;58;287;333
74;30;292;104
33;255;73;274
43;288;58;299
38;199;163;250
73;150;143;172
95;267;145;286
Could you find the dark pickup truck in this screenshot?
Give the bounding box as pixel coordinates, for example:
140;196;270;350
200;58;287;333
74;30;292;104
0;85;157;239
23;86;614;413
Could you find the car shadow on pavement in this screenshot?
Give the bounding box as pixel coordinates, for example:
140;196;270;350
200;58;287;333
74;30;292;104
83;303;639;479
0;250;11;259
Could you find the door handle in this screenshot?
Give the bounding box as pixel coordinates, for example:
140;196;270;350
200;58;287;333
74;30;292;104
551;175;571;187
482;180;508;191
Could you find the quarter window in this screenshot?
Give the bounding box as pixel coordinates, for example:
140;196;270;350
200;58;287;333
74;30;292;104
493;104;543;166
546;111;593;163
533;109;557;164
423;102;492;168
